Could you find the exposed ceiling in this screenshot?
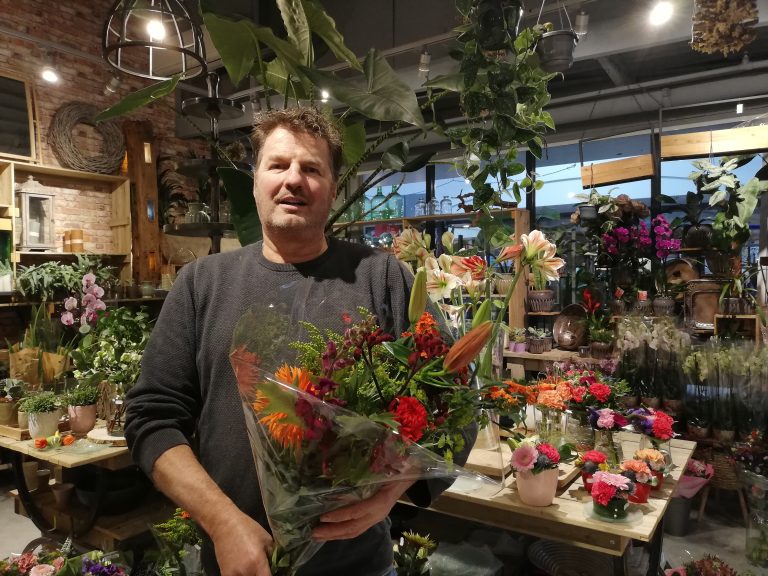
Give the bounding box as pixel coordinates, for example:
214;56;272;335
176;0;768;158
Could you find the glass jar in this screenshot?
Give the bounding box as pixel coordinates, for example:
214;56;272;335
369;187;387;220
440;197;454;215
140;280;155;299
185;202;211;224
427;198;439;215
387;186;404;218
414;198;426;217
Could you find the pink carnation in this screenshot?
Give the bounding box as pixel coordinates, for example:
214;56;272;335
596;408;615;429
593;471;630;490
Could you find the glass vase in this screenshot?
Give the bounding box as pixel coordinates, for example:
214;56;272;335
534;407;564;446
564;410;594;452
593;429;623;468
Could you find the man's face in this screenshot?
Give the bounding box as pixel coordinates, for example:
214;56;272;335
253;127;336;236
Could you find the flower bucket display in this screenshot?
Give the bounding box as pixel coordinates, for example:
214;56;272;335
516;468;559;507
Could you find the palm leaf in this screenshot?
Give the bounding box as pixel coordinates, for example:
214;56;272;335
203;13;257;86
302;0;362;72
94;76;180;122
218;167;262;246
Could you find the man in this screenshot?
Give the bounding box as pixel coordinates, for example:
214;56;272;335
126;107;426;576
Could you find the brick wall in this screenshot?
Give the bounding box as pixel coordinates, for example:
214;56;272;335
0;0;207;252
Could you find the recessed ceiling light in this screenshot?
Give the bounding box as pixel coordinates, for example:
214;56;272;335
320;89;330;103
649;1;673;26
736;102;744;114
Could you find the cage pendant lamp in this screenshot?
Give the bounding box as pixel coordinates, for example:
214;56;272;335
102;0;206;80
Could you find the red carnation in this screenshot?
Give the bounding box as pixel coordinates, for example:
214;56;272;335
592;481;618;506
652;411;675;440
589;383;612;404
582;450;607;464
571;385;586;403
538;442;561;465
389;396;428;442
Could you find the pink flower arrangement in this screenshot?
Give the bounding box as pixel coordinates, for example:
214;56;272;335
510;440;561;475
685;458;714;479
628;407;676;441
651;215;681;260
588;407;628;431
578;450;608;474
591;471;634;506
61;272;106;333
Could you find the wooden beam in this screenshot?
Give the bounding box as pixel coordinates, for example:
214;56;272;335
509;208;529;330
580;154;655;188
661;125;768;159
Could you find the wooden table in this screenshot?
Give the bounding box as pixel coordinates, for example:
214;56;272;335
503;349;610;377
0;427;140;548
426;432;696;576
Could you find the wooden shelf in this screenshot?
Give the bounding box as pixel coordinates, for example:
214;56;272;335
527;311;560;316
332;208;522;228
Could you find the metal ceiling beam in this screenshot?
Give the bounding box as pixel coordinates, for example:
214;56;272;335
597;56;631;86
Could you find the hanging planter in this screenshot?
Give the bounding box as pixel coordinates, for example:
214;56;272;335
534;0;579;72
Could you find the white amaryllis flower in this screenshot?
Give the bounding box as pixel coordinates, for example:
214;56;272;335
425;268;461;302
393;228;430;265
464;277;487;299
518;230;566;287
438;303;463;330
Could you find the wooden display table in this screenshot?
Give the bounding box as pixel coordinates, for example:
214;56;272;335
503;348;611;376
421;432;696;576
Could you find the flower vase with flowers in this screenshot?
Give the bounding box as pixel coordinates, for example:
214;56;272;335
627;407;676;460
588;407;628;467
577;450;608;494
620;459;658;503
634;448;668;490
591;471;635;520
509;438;573;506
533;386;567;446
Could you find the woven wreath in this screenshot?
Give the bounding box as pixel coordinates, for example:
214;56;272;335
49;102;125;174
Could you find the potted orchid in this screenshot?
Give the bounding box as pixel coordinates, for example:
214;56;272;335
509;438;570;507
590;471;635;520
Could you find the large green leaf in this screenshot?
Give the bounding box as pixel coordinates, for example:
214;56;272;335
94;76;180;122
248;24;306;78
277;0;313;65
264;59;312;100
301;49;425;128
342;122;366;167
302;0;362;72
218;167;262;246
203;13;257;86
423;73;465;92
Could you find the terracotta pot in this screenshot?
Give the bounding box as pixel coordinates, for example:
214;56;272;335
581;471;595;494
50;482;75;508
629;482;651;503
527;289;556;312
27;410;61;439
68;404;97;435
516;468;559;506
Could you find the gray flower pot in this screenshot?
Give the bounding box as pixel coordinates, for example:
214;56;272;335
536;30;578;72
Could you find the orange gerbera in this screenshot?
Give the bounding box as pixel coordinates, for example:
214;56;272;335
276;364;315;393
504;380;537;404
260;412;304;451
488;386;520;409
537;389;566;411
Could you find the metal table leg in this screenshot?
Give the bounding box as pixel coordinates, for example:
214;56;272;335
646;519;665;576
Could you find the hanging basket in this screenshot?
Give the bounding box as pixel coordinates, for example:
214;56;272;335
536;30;578;72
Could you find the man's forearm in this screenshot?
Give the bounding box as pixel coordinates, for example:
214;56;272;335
151;444;242;538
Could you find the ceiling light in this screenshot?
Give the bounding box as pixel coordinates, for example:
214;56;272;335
40;52;59;83
649;1;673;26
736;102;744;114
320;89;330;103
574;10;589;38
103;0;207;80
146;19;166;41
418;47;431;79
103;75;122;95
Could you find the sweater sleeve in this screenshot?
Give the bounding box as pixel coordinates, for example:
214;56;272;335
124;262;203;477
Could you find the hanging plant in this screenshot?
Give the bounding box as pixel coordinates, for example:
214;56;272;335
690;0;759;57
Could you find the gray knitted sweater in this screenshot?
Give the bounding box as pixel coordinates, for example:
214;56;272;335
125;238;415;576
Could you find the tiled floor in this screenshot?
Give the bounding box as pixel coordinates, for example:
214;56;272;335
0;465;759;574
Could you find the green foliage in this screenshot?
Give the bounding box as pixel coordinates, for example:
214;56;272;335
527;326;551;339
70;307;154;393
66;382;100;406
0;259;11;276
95;75;181;122
154;508;202;555
0;378;25;400
393;531;437;576
15;256;116;301
17;391;62;413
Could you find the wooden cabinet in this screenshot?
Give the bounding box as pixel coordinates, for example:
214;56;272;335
0;160;131;281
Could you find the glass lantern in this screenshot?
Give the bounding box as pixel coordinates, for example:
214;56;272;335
16;175;56;251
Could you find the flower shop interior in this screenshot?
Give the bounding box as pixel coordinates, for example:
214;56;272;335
1;0;768;575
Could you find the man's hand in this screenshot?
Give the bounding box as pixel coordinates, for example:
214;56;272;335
312;479;413;541
210;509;274;576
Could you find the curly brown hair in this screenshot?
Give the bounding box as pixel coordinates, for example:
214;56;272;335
251;107;343;179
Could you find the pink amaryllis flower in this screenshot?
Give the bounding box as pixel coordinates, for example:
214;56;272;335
450;255;487;281
510;443;538;472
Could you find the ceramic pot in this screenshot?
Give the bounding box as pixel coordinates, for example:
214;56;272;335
0;401;17;425
527;337;552;354
50;482;75;508
516;468;559;506
581;471;595;494
17;410;28;429
632;299;652;315
652;296;676;316
27;410;60;439
513;342;527;352
593;497;628;520
629;482;651;504
527;289;556;312
494;273;515;296
590;341;612;359
68;404;97;435
609;299;626;316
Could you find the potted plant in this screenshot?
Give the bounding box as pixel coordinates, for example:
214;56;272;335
509;327;527;352
577;449;608;494
660;172;712;249
17;392;63;438
0;259;11;293
0;378;24;426
583;289;612;358
65;383;100;435
70;306;154;435
590;471;634;520
509;438;569;506
526;326;552;354
620;459;658;504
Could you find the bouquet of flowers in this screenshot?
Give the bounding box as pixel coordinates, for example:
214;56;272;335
620;458;658;502
587;407;628;432
590;471;635;519
232;280;521;575
665;554;739;576
634;448;667;471
509;439;562;474
673;458;714;499
627;407;676;447
576;449;608;493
